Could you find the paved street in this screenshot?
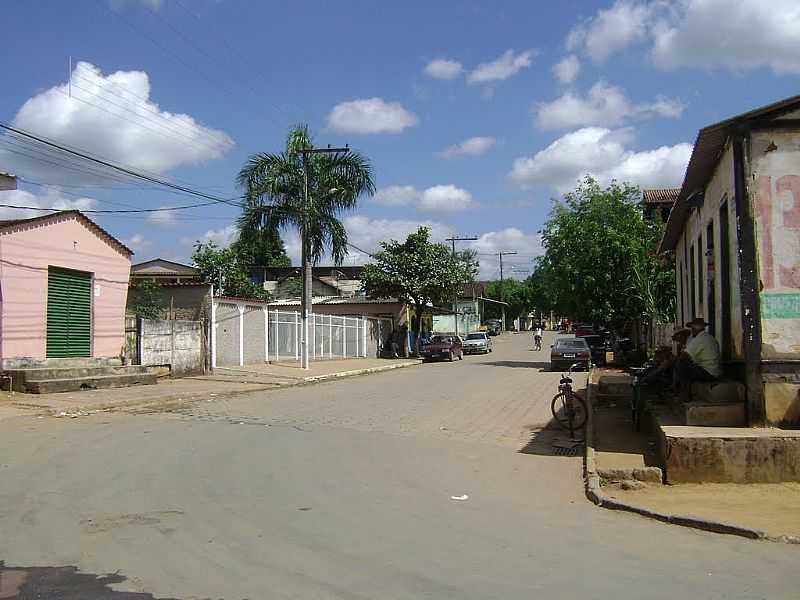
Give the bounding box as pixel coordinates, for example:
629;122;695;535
0;332;797;599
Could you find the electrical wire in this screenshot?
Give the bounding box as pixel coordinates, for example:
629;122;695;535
0;122;244;208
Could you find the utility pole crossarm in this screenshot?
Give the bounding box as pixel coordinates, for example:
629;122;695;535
445;235;478;337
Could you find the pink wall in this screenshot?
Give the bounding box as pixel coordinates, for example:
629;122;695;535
0;214;131;362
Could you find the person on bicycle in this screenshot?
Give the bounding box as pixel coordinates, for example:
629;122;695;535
533;325;543;351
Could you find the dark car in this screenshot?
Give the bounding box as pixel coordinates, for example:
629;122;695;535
582;334;607;366
422;335;464;362
484;319;502;336
550;337;591;371
573;323;596;337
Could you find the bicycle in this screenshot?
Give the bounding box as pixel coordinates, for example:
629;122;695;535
550;363;588;438
534;336;542;351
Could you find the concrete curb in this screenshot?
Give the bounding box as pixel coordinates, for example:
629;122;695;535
7;360;422;420
583;368;799;545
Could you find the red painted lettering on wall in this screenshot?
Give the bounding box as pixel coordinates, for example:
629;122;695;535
776;174;800;289
756;175;774;289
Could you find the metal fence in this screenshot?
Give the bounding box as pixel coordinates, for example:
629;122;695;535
211;299;368;367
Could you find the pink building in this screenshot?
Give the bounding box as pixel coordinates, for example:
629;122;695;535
0;211;132;368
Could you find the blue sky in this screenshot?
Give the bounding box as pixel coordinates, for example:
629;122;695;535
1;0;798;279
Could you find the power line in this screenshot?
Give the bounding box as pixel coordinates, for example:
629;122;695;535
69;71;230;154
97;0;287;133
0;122;243;208
0;200;221;214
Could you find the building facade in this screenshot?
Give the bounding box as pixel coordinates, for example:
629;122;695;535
660;96;800;425
0;211;132;367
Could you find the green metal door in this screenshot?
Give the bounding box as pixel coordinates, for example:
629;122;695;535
47;267;92;358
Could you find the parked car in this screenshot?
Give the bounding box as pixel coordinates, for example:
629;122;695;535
550;337;591;371
422;335;464;362
484;319;502;336
573;323;596;337
462;332;492;354
581;334;607;366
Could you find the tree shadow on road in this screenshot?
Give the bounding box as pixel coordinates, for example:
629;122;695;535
478;361;552;371
518;418;585;457
0;561;180;599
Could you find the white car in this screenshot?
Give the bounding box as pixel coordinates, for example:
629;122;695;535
462;332;492;355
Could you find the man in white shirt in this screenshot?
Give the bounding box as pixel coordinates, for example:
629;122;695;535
675;317;722;400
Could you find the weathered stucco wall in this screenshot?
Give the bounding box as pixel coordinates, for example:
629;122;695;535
750;129;800;359
674;145;741;359
140;318;204;376
214;302;240;367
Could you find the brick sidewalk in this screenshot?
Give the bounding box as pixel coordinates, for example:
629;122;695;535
0;358;419;421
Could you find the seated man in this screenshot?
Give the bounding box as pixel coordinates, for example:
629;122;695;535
641;327;691;386
675;318;722;401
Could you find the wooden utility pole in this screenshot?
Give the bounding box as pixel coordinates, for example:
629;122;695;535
497;251;517;331
445;235;477;336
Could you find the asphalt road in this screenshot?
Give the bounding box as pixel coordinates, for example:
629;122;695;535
0;332;797;599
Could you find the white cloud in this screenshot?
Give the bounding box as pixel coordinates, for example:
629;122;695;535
510;126;692;192
424;58;463;80
148;207;177;226
467;49;536;85
345;215;453;255
4;62;233;180
567;0;657;63
125;233;151;252
439;136;497;159
327;98;418;134
467;228;544;279
651;0;800;74
372;185;420;207
535;81;685;129
370;184;474;212
553;55;581;85
0;187;96;220
419;185;473;212
566;1;800;74
194;224;238;248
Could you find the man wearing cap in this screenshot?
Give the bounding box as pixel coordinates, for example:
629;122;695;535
675;317;722;399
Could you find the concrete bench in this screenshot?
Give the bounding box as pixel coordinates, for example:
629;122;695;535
685;379;746;426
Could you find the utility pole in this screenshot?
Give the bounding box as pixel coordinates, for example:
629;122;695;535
497;251;517;332
445;235;477;337
300;144;349;370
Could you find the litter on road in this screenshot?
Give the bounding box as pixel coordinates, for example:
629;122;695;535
450;494;469;501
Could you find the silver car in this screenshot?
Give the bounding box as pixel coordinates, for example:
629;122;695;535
462;332;492;354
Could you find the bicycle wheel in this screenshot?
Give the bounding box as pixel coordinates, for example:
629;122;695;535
550;391;588;431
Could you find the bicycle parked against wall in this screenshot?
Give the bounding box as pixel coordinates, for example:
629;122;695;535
550;363;588;438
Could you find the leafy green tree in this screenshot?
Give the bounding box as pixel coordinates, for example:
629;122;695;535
361;227;478;346
191;241;271;301
232;226;290;267
130;278;165;320
483;279;531;325
540;177;675;328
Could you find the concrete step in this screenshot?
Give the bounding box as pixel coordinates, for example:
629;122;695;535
24;372;158;394
684;401;746;426
5;365;150;381
2;357;122;370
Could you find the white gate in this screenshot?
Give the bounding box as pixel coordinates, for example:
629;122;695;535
211;299;367;367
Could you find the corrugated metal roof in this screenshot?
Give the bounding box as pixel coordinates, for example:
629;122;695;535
660;94;800;251
0;210;133;256
642;188;679;204
268;295;401;306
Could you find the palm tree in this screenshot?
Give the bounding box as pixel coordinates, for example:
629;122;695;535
237;124;375;367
